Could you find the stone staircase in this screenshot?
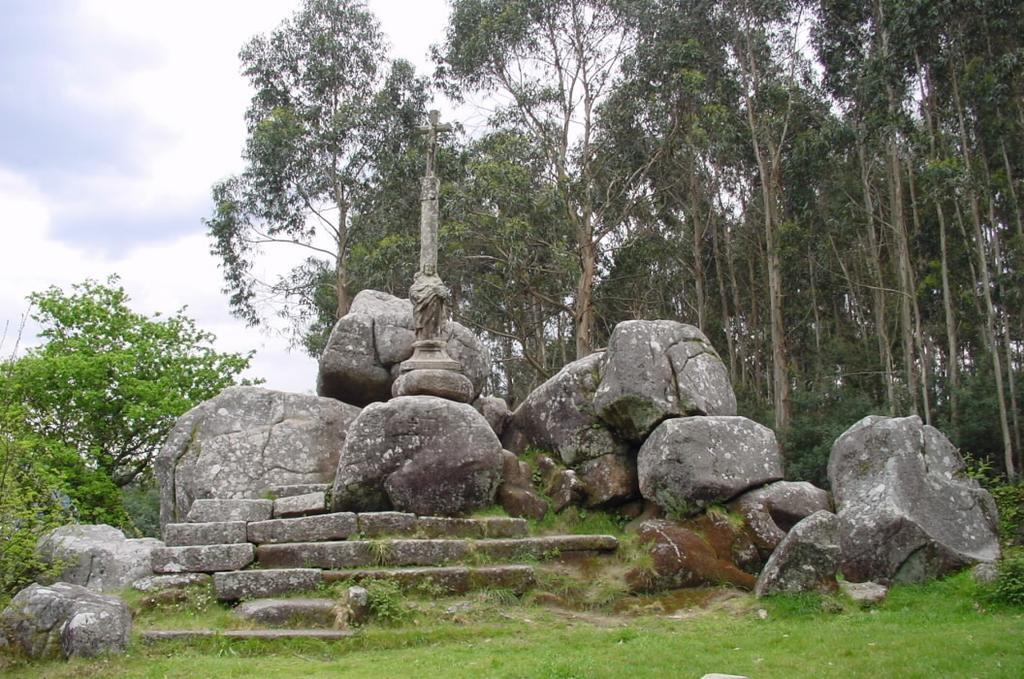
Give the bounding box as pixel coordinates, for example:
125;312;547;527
149;489;620;623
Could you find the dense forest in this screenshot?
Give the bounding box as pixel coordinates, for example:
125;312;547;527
208;0;1024;484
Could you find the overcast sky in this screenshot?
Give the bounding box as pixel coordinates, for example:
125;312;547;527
0;0;452;393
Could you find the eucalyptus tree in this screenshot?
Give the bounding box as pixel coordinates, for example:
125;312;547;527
436;0;635;358
207;0;429;347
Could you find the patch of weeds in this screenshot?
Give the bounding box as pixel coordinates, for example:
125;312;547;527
369;539;392;567
704;504;746;532
412;578;449;599
989;549;1024;606
616;534;654;571
365;579;410;625
760;591;850;618
480;587;521;606
528;506;629;537
469;506;511;519
655;493;703;522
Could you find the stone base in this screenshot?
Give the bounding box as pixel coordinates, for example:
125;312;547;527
392;368;474;402
400;339;461;372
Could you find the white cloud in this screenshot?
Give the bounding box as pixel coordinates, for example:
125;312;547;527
1;0;453;393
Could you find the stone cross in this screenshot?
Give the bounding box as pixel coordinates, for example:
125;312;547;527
417;110;451;273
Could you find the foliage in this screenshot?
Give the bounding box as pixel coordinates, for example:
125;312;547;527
781;387;879;489
3;278;252;489
0;279;251;601
365;578;410;625
990;548;1024;606
207;0;430;345
0;423;72;605
122;483;161;538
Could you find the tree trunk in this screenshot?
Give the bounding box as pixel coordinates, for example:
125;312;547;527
951;64;1016;479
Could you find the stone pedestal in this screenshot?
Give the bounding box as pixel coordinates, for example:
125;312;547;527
392;369;474;403
400;339;460;372
395;339;472;402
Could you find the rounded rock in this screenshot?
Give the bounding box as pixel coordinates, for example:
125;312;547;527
391;369;474;402
331;396;504;516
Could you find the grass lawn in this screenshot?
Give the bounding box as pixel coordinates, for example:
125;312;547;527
3;572;1022;678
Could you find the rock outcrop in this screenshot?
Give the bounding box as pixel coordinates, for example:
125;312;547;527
317;290;491;407
331;396;504;516
637;416;783;516
155;386;360;527
505;352;628;465
36;524;163;592
626;519;757;592
0;583;131;659
754;510;841;596
729;481;831;556
594;321;736;441
828;415;1001;584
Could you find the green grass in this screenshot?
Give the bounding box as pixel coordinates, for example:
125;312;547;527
4;572;1022;678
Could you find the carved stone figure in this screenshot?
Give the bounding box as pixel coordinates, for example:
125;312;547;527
409;266;449;342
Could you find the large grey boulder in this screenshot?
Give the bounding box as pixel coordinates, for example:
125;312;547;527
317;290;491;407
155;386;360;527
729;481;831;556
637;416;783;515
331;396;504;516
505;352;629;465
755;510;841;597
0;582;131;659
594;320;736;441
828;415;1001;584
36;524;163;592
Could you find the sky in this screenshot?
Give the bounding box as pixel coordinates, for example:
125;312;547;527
0;0;451;393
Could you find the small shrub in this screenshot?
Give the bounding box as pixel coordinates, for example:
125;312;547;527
365;579;409;624
991;550;1024;606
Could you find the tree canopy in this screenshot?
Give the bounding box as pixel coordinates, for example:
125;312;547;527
209;0;1024;481
207;0;430;350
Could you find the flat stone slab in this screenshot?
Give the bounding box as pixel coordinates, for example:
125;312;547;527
140;629;353;641
163;521;247;546
415;516;529;539
256;535;618;569
214;568;322;602
354;512;527;538
152;543;255;574
234;598;338;626
131;573;212;592
473;535;619;560
259;483;331;499
186;499;273;523
274;491;327;518
248;512;357;545
357;512;418;536
322;565;535;595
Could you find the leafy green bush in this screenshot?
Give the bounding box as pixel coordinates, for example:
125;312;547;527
989;482;1024;546
0;434;72;604
991;549;1024;606
365;579;409;624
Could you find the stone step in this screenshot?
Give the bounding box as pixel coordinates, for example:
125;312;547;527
234;598;338;626
322;565;535;595
255;535;619;569
163;521;247;546
152;543;255;574
259;483;331;499
356;512;528;539
273;491;327;518
186;499;272;523
140;629;353;641
214;568;322;601
248;512;358;544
